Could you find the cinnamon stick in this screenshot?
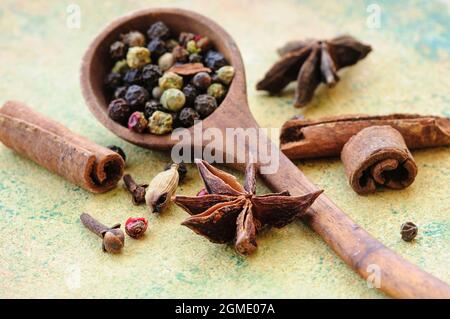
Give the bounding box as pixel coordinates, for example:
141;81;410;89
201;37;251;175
0;101;125;193
280;114;450;159
341;126;418;194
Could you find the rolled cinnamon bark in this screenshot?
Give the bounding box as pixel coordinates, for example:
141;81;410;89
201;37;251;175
0;101;125;193
341;126;418;194
280;114;450;159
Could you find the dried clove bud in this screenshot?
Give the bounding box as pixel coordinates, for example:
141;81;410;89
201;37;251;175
401;222;418;242
123;174;148;205
80;213;125;254
125;217;148;239
145;164;179;213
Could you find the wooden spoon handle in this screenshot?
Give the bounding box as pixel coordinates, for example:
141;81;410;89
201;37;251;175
256;134;450;298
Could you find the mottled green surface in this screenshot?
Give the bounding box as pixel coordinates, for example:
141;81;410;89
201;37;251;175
0;0;449;298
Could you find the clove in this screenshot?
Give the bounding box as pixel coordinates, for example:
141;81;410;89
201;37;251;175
123;174;148;205
80;213;125;253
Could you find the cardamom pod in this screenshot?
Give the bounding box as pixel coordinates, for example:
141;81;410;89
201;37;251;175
145;164;179;213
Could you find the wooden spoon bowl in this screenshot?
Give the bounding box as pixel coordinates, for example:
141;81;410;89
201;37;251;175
81;8;450;298
80;8;251;150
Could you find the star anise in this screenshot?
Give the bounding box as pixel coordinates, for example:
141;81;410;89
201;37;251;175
256;35;372;107
173;159;323;255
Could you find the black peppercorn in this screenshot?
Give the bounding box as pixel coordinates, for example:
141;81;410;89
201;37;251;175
204;50;227;70
400;222;418;242
110;41;127;60
165;162;187;182
108;98;131;125
123;69;142;85
189;53;203;63
144;100;162;119
125;85;150;110
192;72;212;90
107;145;127;162
194;94;217;118
114;86;128;99
147;38;167;60
147;21;170;40
182;84;199;107
178;107;200;127
104;72;122;89
141;64;163;87
172;45;189;63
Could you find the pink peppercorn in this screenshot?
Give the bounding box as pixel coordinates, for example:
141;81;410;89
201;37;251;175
125;217;148;239
128;112;148;133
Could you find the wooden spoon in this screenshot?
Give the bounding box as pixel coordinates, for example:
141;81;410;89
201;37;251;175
80;8;450;298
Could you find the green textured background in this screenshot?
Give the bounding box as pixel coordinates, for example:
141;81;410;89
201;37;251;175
0;0;449;298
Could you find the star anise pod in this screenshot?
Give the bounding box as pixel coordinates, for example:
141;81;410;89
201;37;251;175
256;35;372;107
173;159;323;255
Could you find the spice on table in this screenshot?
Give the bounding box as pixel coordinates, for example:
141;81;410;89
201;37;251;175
279;114;450;160
400;222;418;242
123;174;148;205
341;126;418;195
104;24;233;134
145;164;180;213
128;112;148;133
256;35;371;107
125;217;149;239
107;145;126;163
173;160;323;255
196;188;208;196
165;162;188;182
80;213;125;253
0;101;125;193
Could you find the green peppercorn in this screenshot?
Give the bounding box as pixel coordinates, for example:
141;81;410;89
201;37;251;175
178;107;200;127
186;40;201;54
172;45;189;63
121;31;146;47
112;59;129;74
127;47;151;69
110;41;127;60
159;72;183;91
104;72;122;89
114;86;128;99
165;39;179;51
108;98;131;125
158;52;175;71
160;88;186;111
149;111;173;135
192;72;211;90
194;94;217;118
207;83;226;100
217;65;235;85
147;21;170;40
128;112;148;133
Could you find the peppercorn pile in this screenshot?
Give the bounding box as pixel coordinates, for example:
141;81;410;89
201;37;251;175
104;21;235;134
